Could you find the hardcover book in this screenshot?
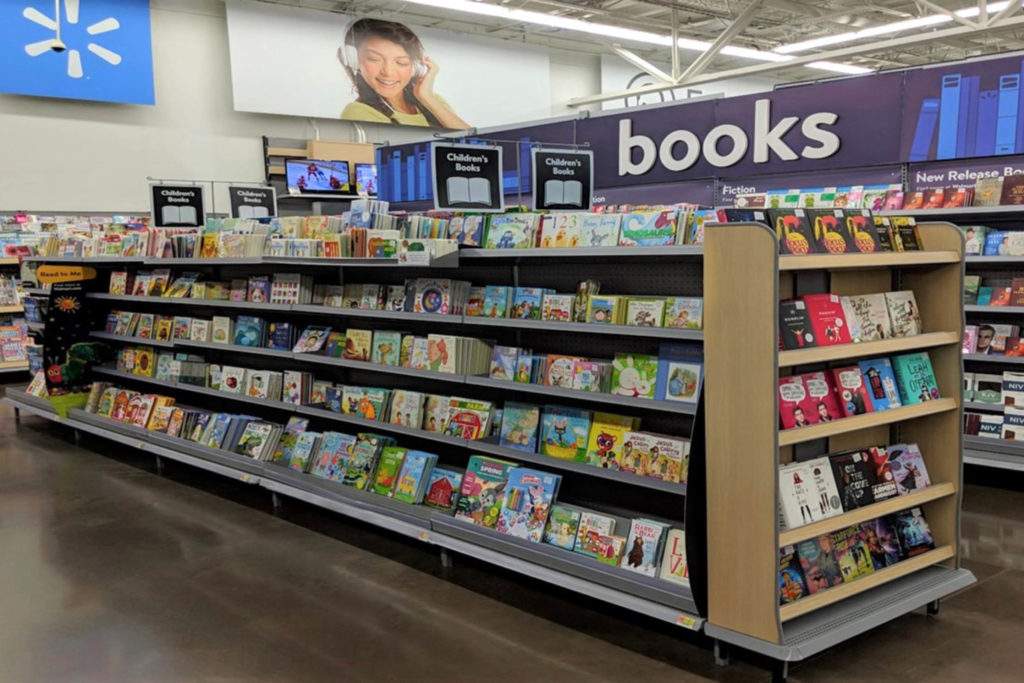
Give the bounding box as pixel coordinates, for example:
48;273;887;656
891;352;940;404
343;329;372;361
611;353;658;399
342;439;381;491
393;450;437;504
885;443;931;495
308;431;357;482
618;209;678;246
829;450;878;509
498;402;540;452
843;210;882;253
621;518;670;577
779;300;816;349
423;467;463;512
585;412;635;469
858;357;902;411
841;293;891;342
802;293;852;346
655;343;703;404
454;455;518;529
800;371;843;423
796;535;844;593
892;507;936;557
543;504;582;550
496;467;562;543
831;366;875;416
808;209;853;254
778;544;808;604
864;445;898;500
624;298;665;327
884;291;922;337
768;209;815;255
664;297;703;330
573;511;617;558
659;528;690;586
540;406;592;461
484;214;538;249
831;525;875;582
371;447;406;496
370;330;402;366
860;516;905;568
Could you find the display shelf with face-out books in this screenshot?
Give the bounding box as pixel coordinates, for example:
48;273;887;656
22;256;146;264
702;219;974;661
90;330;175;349
458;315;704;341
878;206;1024;219
459;245;705;260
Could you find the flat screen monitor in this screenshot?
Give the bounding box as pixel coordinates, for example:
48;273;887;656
285;159;350;193
355;163;378;195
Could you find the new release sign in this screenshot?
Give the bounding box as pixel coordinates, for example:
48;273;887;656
531;148;593;211
150;184;206;228
228;185;277;218
431;143;504;212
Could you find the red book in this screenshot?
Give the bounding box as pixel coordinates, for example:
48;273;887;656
923;188;945;208
799;371;844;422
903;192;926;209
802;293;852;346
943;187;970;208
779;376;816;429
991;287;1012;306
865;446;898;500
831;366;875;416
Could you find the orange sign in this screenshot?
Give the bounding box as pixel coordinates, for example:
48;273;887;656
37;265;97;284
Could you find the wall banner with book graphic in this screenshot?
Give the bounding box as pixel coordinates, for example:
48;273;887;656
431;143;504;212
531;148;593;211
150;184;206;228
228;186;277;219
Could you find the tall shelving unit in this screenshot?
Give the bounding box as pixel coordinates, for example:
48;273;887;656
701;220;975;667
0;256;30;375
880;207;1024;471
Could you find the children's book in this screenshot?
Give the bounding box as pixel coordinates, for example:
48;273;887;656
498;402;540;452
541;293;575;322
489;346;519;380
444;397;493;440
288;432;320;472
371;447;407;496
342;439;381;491
370;330;402;366
891;352;940;405
423;467;464;513
308;431;357;482
266;322;294;351
585;412;635;469
343;328;372;361
454;455;518;528
388;389;425;428
293;326;332;354
658;528;689;586
544;354;579;388
211;316;233;345
496;467;562;543
482;286;511;318
393;450;438;504
579;214;621;247
654;343;703;403
664;297;703;330
611;353;658;399
484;214;537;249
543;504;582;550
233;316;265;347
540;406;592;461
586;294;624;325
858;357;902;411
778;544;808;604
795;536;844;593
618;210;678;246
510;287;545;320
573;511;617;558
625;298;665;327
621;518;670;576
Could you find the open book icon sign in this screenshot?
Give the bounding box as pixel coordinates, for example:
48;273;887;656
447;176;492;205
544;179;583;207
237;205;270;219
161;205;198;225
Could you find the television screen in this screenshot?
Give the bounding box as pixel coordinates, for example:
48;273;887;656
355;163;378;195
285;159;350;193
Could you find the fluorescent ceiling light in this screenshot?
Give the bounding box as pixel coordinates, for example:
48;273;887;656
775;1;1011;54
400;0;870;75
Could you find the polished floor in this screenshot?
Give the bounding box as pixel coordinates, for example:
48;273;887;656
1;408;1023;682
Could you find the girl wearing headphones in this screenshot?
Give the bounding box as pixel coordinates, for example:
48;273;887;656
339;18;470;129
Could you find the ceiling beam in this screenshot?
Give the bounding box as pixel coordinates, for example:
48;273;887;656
611;45;676;83
675;1;764;84
987;0;1023;26
915;0;980;29
568;13;1024;106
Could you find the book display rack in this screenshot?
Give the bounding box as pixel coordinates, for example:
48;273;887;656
883;206;1024;471
0;256;29;374
10;246;706;634
701;220;974;668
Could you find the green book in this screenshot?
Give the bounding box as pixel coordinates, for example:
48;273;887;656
371;447;406;496
371;331;402;366
892;352;940;405
610;353;659;400
343;440;381;491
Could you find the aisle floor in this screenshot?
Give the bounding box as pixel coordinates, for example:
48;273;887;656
1;408;1022;682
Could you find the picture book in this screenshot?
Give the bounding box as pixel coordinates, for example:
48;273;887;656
543;504;582;550
236;422;277;460
779;299;816;349
544;354;579;388
287;432;321;472
832;525;875;582
829;450;878;509
445;397;493;440
292;326;331;354
454;455;518;529
541;293;575;322
308;431;357;482
341;386;389;421
482;285;511;318
155;317;173;343
579;213;621;247
625;298;665;327
484;214;537;249
171;316;192;341
802;293;852;346
498;402;540;452
831;366;875;416
426;334;458;373
885;443;931;495
342;440;381;491
266;322;294;351
540;406;592;461
860;516;905;569
644;434;689;483
664;297;703;330
795;536;844;593
617;431;651;473
189;319;211;343
618;209;678;246
539;212;580;248
611;353;658;399
489;345;519;380
841;293;891;342
585;412;635;469
421;395;450;433
571;360;607;393
510;287;545;320
496;467;562;543
778;545;808;604
593;535;628;566
858;357;902;411
370;330;402;366
573;511;617;558
621;518;670;577
393;450;438;504
211;316;232;345
885;291;922;337
586;294;624;325
658;529;689;586
655;343;703;404
423;467;464;513
343;329;372;361
388;389;425;428
891;352;940;404
233;316;265;347
369;446;406;496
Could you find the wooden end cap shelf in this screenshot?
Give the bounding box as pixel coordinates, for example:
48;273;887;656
778;399;958;447
778;331;961;367
778;251;960;271
778;482;957;547
779;545;956;622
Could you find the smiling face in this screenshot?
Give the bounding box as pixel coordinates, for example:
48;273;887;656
358;36;415;99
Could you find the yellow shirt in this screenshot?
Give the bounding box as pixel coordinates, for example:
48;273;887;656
341;101;429;127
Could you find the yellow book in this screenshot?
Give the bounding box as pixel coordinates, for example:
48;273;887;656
200;234;220;259
585;412;637;468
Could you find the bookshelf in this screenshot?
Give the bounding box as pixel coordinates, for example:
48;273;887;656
702;220;975;659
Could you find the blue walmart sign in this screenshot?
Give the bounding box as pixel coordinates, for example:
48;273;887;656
0;0;154;105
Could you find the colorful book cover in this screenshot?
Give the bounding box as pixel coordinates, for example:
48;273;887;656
625;298;665;327
370;446;406;496
841;293;891;342
658;529;689;586
573;511;617;558
498;401;540;452
778;544;808;604
496;467;562;543
288;432;320;472
323;331;347;358
393;450;437;504
885;291;922;338
489;345;519;380
832;526;875;582
579;213;621;247
233;316;264;347
769;209;815;255
858;358;902;411
892;507;936;555
885;443;931;495
892;352;940;405
831;366;875;416
423;467;464;512
611;353;658;399
541;293;575;322
543;505;582;550
266;322;294;351
644;434;688;483
544;355;579;388
388;389;424;428
484;214;537;249
482;286;511;318
308;431;357;482
585;412;634;469
802;293;852;346
454;455;518;528
370;331;402;366
795;536;844;593
654;343;702;403
621;518;670;576
510;287;545;320
293;326;332;353
539;406;592;461
586;295;623;325
859;516;906;569
618;210;678;246
342;440;381;491
343;329;372;361
664;297;703;330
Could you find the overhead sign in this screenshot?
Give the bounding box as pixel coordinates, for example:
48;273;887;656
150;184;205;228
531;148;593;211
431;143;504;212
37;266;97;284
227;185;277;218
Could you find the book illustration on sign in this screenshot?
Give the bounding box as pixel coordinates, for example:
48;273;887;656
543;179;583;207
161;205;197;226
447;176;491;205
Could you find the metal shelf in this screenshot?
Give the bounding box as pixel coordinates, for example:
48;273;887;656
85;293;295;312
142;257;265;266
459;245;703;259
962;353;1024;365
290;304;461;325
878;206;1024;218
22;256;145;264
462;315;704;340
464;375;698;415
964;304;1024;313
291;352;468;385
966;255;1024;264
176;339;292;358
964;401;1003;412
90;331;175;348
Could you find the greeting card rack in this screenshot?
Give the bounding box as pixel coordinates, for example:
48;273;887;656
700;220;975;672
10;246;707;636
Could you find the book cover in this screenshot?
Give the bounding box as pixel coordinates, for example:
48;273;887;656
618;209;678;247
309;431;357;482
293;326;332;354
778;544;808;604
266;322;294;351
496;467;562;543
444;397;492;440
808;209;853;254
393;450;437;503
421;395;449;432
885;443;932;495
370;331;402;366
423;467;464;512
611;353;658;399
1000;175;1024;205
841;293;891;342
541;293;575;322
287;432;320;472
579;214;621;247
482;286;511;318
484;214;537;249
489;345;519;380
621;518;670;577
573;511;617;558
426;334;457;373
545;354;579;388
779;461;822;528
654;343;703;404
233;316;265;347
832;525;876;582
796;536;844;593
858;357;902;411
961;226;987;256
779;299;816;349
498;401;540;452
843;210;883;253
510;287;545;320
800;371;843;423
768;209;816;255
543;505;582;551
884;291;922;338
831;366;875;416
892;352;940;404
371;446;406;496
539;406;592;461
643;434;688;483
859;516;905;569
778;376;813;429
342;440;381;491
584;412;634;469
664;297;703;330
625;298;665;327
586;294;624;325
864;445;898;500
343;329;372;361
659;528;689;586
829;450;878;509
804;456;843;520
388;390;424;428
454;455;518;528
802;293;852;346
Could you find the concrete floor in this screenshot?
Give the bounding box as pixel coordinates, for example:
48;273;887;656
1;407;1022;682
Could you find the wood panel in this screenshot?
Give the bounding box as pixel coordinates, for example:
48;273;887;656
778;331;960;367
705;222;781;643
779;399;957;446
779;251;959;271
308;140;376;164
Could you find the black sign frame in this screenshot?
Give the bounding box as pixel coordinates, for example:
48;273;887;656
150;183;206;227
531;147;594;211
431;142;504;212
227;185;278;218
